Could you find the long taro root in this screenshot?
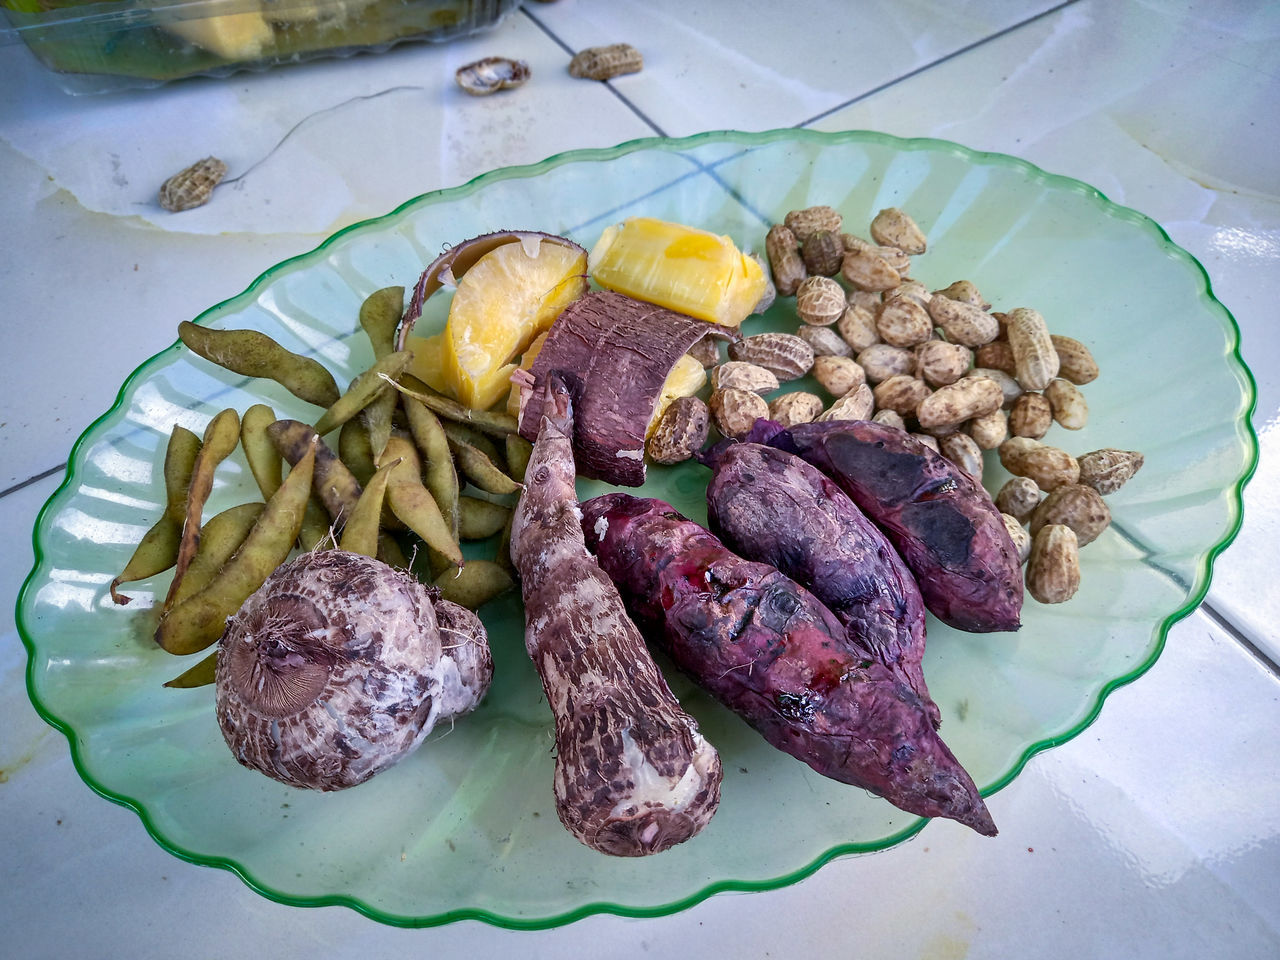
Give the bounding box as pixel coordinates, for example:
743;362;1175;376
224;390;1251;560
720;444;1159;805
510;376;722;856
751;419;1023;633
702;441;940;728
581;493;997;836
515;290;737;486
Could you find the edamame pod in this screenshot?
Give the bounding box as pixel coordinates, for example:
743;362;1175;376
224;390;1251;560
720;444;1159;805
383;376;518;438
240;404;281;499
339;458;399;559
163;651;217;689
358;286;404;360
433;560;514;610
505;433;533;484
168;502;264;607
312;350;413;438
267;419;362;527
165;408;241;610
110;425;201;604
178;321;340;408
448;433;522;496
155;440;316;656
338;417;377;486
382;436;464;567
401;381;459;540
458;496;511;540
298;497;335;552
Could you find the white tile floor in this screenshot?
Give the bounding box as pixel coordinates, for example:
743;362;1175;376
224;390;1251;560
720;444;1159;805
2;1;1277;956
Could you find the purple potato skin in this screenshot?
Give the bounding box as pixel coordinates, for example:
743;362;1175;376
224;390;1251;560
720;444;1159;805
581;493;997;837
703;442;940;728
749;419;1023;633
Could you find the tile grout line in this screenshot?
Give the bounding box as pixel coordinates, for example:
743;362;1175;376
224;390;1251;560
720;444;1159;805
798;0;1083;129
1;463;67;500
520;6;670;138
1199;601;1280;679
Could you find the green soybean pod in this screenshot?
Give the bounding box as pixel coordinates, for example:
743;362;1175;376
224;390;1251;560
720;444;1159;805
494;512;516;577
240;404;282;499
165;408;241;610
162;425;203;524
457;496;512;541
433;560;514;610
155;440;316;656
298;496;335;552
442;420;504;466
339;458;399;559
178;321;340;408
168;502;265;607
110;425;203;604
401;381;459;540
358;286;405;360
267;419;362;527
163;651;218;689
384;376;518;438
338;417;378;487
449;434;522;496
312;350;413;438
381;436;463;567
505;433;533;484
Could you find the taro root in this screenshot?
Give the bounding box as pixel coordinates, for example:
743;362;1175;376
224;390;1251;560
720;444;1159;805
215;550;492;791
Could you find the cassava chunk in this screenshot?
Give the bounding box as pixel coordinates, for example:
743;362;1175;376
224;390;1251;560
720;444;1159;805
702;442;939;728
750;419;1023;633
515;291;737;486
581;494;997;837
509;377;721;856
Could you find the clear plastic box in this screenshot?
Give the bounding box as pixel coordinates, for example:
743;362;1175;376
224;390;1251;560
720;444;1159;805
1;0;522;94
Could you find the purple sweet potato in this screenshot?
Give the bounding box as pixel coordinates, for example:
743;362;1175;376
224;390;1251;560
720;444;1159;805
510;377;722;857
750;419;1023;633
581;492;997;836
702;441;939;728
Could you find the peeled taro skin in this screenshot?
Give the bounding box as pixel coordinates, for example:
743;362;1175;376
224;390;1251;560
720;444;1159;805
215;550;492;791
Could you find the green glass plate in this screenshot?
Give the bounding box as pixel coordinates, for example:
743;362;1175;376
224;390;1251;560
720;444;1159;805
16;129;1257;928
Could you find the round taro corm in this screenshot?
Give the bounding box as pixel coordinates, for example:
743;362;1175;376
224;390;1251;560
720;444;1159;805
215;550;492;791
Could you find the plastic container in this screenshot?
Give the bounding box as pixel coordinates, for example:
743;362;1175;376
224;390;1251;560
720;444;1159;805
1;0;522;94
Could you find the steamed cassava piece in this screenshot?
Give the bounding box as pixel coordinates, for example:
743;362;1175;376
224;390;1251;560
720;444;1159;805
510;377;722;856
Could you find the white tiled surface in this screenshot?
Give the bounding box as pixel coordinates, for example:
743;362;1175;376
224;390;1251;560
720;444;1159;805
2;1;1277;956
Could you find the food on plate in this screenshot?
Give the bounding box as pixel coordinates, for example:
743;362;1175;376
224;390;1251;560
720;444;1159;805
109;424;201;604
589;217;767;328
312;350;413;440
398;230;588;410
702;441;939;727
581;493;996;836
216;549;492;790
267;419;363;528
514;290;737;486
379;435;465;568
750;419;1023;633
155;439;316;655
164;408;241;611
177;321;341;408
511;377;722;855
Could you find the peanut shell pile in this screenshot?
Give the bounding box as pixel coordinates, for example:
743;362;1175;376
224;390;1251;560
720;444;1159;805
647;204;1144;606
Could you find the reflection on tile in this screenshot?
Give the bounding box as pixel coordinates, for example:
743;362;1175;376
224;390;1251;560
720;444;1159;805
528;0;1069;137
